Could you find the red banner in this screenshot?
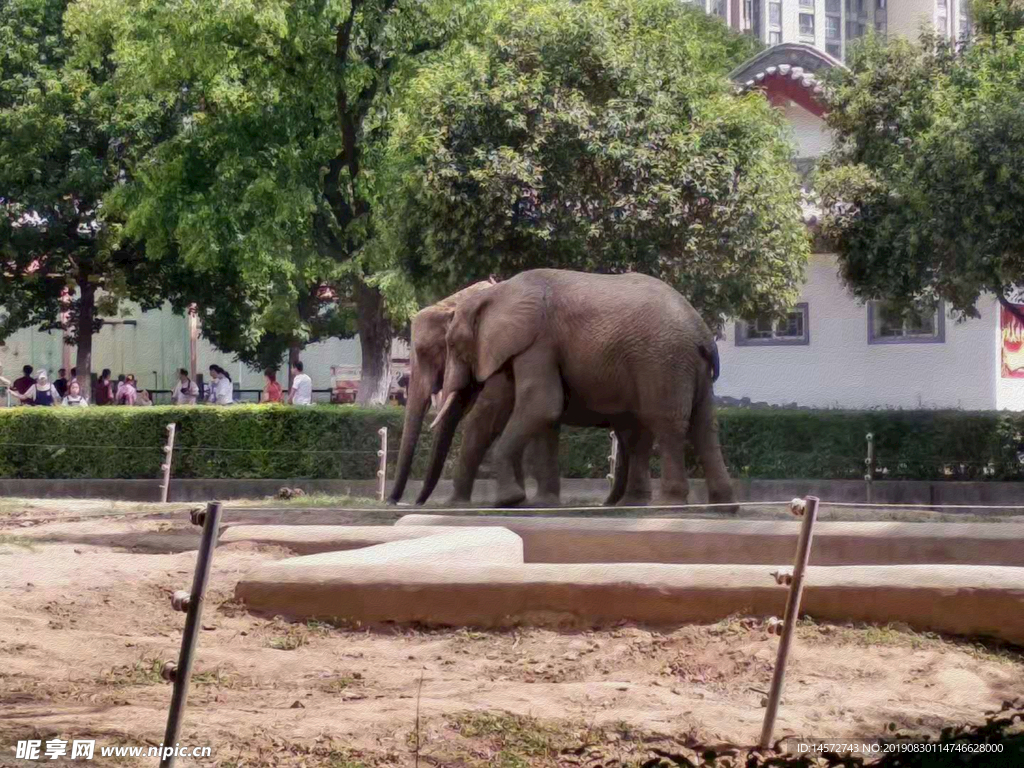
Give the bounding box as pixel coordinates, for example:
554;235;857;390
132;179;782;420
1001;304;1024;378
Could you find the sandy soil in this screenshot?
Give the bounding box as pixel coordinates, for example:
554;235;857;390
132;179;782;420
1;501;1023;767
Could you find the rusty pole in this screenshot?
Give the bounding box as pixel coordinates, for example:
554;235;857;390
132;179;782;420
377;427;388;502
759;495;819;750
159;501;223;768
159;423;177;504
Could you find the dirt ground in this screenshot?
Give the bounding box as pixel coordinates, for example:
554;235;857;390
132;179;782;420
2;498;1024;767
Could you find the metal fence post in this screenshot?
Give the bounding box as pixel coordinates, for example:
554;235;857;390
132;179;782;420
606;431;618;488
377;427;388;502
759;495;819;750
864;432;875;504
159;424;177;503
159;501;222;768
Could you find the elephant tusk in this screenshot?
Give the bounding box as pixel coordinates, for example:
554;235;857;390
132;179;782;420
429;392;457;430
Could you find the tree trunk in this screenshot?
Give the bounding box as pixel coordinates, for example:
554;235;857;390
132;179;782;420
288;341;301;390
75;282;96;396
355;281;392;406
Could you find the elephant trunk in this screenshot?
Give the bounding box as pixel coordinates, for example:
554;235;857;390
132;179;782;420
415;389;470;505
387;374;434;504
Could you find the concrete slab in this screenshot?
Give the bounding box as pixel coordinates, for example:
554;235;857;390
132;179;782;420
236;556;1024;643
220;525;480;555
395;515;1024;567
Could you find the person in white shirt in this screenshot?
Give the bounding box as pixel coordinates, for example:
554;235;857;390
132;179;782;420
289;360;313;405
207;365;234;405
61;379;89;407
172;368;199;405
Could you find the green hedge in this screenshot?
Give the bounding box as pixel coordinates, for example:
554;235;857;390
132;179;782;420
1;405;1024;481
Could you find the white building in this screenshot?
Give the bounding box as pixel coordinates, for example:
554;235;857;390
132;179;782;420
720;44;1024;411
693;0;970;60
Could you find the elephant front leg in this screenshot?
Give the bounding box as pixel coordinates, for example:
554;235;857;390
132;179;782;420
449;371;516;505
491;348;564;508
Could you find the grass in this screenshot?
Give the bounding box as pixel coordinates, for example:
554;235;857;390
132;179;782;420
99;657;164;686
796;617;1024;664
262;618;333;650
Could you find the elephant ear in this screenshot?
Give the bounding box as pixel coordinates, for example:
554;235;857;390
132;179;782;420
448;279;543;381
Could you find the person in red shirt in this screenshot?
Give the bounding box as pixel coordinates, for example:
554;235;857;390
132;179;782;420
93;369;114;406
262;369;283;403
12;365;35;398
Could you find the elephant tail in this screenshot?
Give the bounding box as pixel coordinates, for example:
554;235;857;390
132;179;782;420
698;341;720;382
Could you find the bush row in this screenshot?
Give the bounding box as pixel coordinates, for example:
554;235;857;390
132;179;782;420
1;405;1024;481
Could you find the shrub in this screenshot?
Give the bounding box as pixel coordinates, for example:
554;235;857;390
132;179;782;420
1;405;1023;481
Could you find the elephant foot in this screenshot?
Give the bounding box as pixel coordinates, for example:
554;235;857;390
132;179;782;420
494;487;527;508
616;493;651;508
709;488;739;514
531;493;561;509
444;493;473;508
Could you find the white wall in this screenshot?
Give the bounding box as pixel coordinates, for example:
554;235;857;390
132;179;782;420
782;100;832;158
716;253;999;409
1;302;409;400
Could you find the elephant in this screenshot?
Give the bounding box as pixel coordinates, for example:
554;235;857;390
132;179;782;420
388;280;642;507
432;268;736;510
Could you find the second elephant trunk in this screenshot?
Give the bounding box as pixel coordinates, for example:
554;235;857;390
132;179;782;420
415;389;471;505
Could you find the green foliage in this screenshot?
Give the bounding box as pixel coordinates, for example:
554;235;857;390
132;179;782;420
819;25;1024;317
3;406;1024;482
71;0;476;375
378;0;804;327
0;0;168;372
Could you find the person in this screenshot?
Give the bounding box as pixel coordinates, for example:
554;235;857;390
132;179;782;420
136;388;153;406
53;369;68;399
263;369;283;403
117;374;138;406
397;372;410;407
13;370;58;407
61;379;88;407
289;360;313;405
12;365;35;398
207;365;234;405
0;365;12;400
172;369;198;405
94;369;114;406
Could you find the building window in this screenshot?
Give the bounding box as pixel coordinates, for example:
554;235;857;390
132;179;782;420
769;2;782;25
736;304;810;346
799;0;814;8
876;19;887;33
826;15;840;37
867;301;945;344
769;30;782;43
826;41;842;57
799;12;815;35
826;0;840;11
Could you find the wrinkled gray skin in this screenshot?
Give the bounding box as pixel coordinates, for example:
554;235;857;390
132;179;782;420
387;281;637;507
436;269;736;510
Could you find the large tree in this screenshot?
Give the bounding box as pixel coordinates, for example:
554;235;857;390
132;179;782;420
0;0;169;392
817;10;1024;321
376;0;806;326
73;0;467;401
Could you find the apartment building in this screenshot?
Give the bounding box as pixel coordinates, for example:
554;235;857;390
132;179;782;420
693;0;971;59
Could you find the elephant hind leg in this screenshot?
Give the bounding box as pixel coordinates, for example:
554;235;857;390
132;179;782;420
650;418;690;507
618;427;654;507
527;425;561;508
689;382;737;513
